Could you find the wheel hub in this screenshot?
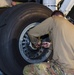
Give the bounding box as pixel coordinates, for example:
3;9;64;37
19;22;51;63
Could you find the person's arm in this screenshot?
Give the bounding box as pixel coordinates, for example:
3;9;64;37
11;1;16;6
28;17;54;47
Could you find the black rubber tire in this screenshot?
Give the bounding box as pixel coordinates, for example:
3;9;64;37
0;2;52;75
0;3;32;27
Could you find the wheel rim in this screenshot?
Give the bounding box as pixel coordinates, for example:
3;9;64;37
19;22;51;63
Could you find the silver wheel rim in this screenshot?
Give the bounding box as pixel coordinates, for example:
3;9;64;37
19;22;51;63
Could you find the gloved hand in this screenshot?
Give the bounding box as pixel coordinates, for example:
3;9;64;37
41;42;52;48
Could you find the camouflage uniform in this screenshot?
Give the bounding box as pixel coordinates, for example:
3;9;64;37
27;16;74;75
23;61;65;75
23;60;74;75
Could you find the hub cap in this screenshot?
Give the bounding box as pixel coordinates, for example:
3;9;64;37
19;22;51;63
